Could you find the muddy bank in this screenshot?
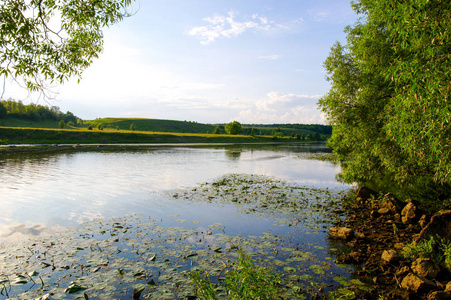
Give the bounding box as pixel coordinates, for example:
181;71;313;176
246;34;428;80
331;187;451;299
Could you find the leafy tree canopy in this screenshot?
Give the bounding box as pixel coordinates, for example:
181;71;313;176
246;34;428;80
225;121;242;135
318;0;451;197
0;0;134;96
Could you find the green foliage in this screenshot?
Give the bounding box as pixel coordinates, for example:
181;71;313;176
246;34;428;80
59;120;65;129
0;103;7;118
67;121;74;127
0;127;302;145
318;0;451;198
0;99;79;124
225;121;242;135
250;128;257;137
189;249;281;300
403;236;451;270
87;118;217;134
0;0;134;94
213;126;220;134
130;123;136;131
188;271;219;300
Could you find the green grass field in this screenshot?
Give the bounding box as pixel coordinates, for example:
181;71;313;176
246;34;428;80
0;116;329;145
0;126;308;145
85;118;217;133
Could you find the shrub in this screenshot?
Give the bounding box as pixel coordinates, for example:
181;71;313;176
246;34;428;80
225;121;242;135
403;236;451;270
189;248;281;299
58;120;65;129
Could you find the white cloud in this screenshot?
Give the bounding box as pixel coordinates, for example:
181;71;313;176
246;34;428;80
259;55;282;60
187;11;277;45
234;92;326;124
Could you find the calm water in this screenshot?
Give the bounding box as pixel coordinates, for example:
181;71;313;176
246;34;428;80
0;144;348;241
0;143;356;299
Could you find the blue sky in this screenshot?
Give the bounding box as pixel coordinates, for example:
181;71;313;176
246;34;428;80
5;0;358;124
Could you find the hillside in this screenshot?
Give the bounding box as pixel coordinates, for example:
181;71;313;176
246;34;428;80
86;118;332;139
86;118;217;133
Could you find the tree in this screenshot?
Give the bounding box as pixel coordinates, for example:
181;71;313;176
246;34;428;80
130;123;136;131
318;0;451;197
0;103;6;118
58;120;65;129
250;128;257;137
213;126;220;134
225;121;242;135
0;0;134;95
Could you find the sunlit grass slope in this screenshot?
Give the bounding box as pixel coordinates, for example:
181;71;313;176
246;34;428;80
0;127;299;145
86;118;217;133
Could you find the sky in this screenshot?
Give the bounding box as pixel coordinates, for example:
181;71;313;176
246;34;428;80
3;0;358;124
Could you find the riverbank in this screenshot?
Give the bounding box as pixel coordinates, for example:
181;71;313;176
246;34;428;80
0;126;313;145
331;187;451;299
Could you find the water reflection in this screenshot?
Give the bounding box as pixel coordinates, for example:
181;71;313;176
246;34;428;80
0;144;348;240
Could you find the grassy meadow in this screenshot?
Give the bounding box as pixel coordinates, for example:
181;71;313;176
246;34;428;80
0;117;329;145
0;126;303;145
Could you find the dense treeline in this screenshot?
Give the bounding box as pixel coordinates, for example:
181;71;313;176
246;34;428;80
0;100;79;124
247;124;332;135
318;0;451;200
240;124;331;140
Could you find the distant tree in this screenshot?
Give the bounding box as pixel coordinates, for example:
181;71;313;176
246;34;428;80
291;133;295;138
225;121;242;135
88;125;93;130
0;103;6;118
116;126;120;130
312;132;321;141
67;121;75;127
59;120;65;129
301;133;305;140
213;126;220;134
296;134;301;140
97;124;104;130
250;128;257;137
130;123;136;131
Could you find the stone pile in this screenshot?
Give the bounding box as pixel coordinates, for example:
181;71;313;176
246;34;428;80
328;186;451;299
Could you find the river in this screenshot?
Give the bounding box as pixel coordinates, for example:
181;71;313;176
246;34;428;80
0;143;354;299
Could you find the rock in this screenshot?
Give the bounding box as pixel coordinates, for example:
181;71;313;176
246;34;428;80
381;193;402;213
396;266;410;277
348;251;365;264
419;214;429;228
356;186;377;202
402;202;418;224
381;249;401;263
445;281;451;293
394;242;405;250
401;273;436;293
371;210;380;218
355;231;365;239
338;251;365;264
329;227;354;240
427;291;451;300
412;258;440;279
378;207;391;215
417;210;451;243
